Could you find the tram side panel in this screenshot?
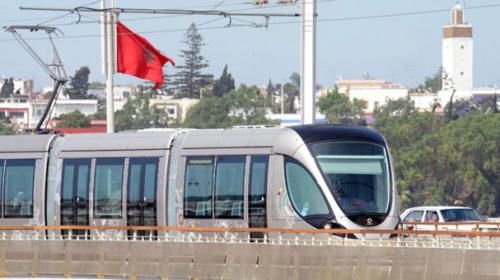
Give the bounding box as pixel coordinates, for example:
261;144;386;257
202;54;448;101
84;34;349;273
45;133;172;239
0;135;55;237
175;150;254;238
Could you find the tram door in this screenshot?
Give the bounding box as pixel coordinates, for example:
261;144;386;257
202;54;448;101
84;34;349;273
248;156;268;239
127;157;158;238
61;159;91;237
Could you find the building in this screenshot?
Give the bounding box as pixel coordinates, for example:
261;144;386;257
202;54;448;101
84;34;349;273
87;85;138;101
0;78;33;95
439;4;473;104
149;96;200;123
409;92;439;112
0;96;30;130
335;79;408;113
0;95;98;131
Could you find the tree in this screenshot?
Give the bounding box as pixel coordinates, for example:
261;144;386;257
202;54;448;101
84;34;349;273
65;66;91;99
182;85;276;128
225;85;272;126
0;78;14;98
284;72;300;113
56;111;91;128
265;79;274;108
182;96;232;128
212;65;235;97
417;67;442;93
317;87;366;124
172;23;213;98
115;91;169;131
395;113;500;215
0;115;16;135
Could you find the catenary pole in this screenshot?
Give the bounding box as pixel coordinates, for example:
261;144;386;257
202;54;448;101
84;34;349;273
105;0;115;133
300;0;316;125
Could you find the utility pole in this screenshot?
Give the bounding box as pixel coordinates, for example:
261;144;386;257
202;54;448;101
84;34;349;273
300;0;316;125
105;0;116;133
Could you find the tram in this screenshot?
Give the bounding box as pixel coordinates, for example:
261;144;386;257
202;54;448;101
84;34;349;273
0;125;399;238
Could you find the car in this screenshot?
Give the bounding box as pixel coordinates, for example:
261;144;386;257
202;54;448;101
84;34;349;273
400;206;483;231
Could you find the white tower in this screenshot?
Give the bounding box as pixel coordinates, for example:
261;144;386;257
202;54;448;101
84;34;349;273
440;4;473;103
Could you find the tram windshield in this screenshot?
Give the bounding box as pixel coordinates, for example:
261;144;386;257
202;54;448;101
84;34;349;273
310;141;391;215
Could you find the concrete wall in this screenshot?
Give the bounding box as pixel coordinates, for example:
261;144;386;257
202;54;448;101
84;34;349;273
1;239;499;279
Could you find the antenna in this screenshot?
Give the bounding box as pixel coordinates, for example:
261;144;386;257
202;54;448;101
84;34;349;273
3;25;68;133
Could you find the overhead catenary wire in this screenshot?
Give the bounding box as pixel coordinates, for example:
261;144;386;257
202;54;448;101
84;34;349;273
2;2;500;43
0;0;332;25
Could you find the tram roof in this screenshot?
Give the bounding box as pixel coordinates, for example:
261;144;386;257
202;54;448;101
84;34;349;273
0;134;55;153
181;127;291;149
60;131;176;152
290;125;386;144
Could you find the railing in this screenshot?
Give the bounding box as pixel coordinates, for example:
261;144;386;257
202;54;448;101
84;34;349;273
1;225;500;249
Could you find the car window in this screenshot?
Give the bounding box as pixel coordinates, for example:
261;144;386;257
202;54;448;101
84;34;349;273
425;210;439;222
441;208;482;221
404;210;423;221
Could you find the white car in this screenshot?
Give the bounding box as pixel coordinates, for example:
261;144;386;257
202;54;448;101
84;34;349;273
400;206;483;231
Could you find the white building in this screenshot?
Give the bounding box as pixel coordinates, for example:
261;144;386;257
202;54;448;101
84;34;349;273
149;96;199;122
410;92;439;112
0;96;98;131
335;80;408;113
439;4;473;104
0;96;30;130
86;85;138;101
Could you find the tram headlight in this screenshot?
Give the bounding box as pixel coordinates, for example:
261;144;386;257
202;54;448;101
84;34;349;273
323;223;332;229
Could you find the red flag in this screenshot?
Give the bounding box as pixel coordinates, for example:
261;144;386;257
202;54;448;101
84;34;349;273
116;21;175;89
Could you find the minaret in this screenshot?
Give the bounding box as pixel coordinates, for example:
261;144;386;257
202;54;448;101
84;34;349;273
441;3;473;101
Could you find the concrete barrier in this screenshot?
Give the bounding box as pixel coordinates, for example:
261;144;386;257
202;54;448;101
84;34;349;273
1;239;500;279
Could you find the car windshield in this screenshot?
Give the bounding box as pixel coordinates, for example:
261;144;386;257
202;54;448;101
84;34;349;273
309;141;391;215
441;208;482;221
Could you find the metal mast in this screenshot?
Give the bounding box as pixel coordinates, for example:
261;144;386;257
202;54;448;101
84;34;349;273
300;0;316;125
105;0;116;133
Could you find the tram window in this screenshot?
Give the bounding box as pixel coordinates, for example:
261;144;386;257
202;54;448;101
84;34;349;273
61;159;90;237
184;157;214;218
94;158;124;218
249;156;268;230
4;159;35;218
285;158;329;217
127;158;158;229
215;156;245;219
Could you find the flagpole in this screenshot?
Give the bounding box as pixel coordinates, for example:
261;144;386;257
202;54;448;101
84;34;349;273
105;0;115;133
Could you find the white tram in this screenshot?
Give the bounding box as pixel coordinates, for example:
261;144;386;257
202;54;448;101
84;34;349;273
0;125;399;238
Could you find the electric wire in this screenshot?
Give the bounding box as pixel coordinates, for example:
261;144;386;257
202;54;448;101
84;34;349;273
2;2;500;43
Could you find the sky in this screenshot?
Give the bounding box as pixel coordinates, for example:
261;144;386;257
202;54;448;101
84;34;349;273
1;0;500;91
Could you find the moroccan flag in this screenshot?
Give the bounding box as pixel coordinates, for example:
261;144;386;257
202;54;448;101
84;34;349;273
116;21;175;89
